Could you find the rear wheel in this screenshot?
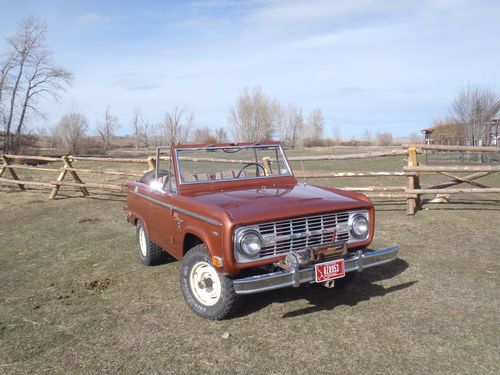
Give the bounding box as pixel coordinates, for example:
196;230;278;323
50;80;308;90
136;220;167;266
180;244;240;320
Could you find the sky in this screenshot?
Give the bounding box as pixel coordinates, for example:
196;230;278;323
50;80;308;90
0;0;499;139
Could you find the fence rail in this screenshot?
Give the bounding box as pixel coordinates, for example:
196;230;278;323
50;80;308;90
1;145;499;215
403;144;500;152
0;154;130;199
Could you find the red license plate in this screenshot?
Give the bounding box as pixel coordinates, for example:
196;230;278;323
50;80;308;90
315;259;345;282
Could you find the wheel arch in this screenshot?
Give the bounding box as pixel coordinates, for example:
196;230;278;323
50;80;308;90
132;212;150;233
183;232;204;256
182;226;221;259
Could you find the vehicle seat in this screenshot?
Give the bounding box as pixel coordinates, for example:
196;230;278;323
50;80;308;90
215;170;235;180
194;173;210;181
183;173;197;182
157;175;169;185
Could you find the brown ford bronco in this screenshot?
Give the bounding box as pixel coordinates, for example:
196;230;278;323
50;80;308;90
126;142;399;319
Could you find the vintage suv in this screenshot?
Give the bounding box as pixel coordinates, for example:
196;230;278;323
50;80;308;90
126;142;399;319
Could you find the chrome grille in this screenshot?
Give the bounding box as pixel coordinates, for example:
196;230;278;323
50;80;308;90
257;212;350;258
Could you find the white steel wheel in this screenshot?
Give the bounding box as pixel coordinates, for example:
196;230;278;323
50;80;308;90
135;220;168;266
180;244;240;320
189;261;222;306
138;226;147;257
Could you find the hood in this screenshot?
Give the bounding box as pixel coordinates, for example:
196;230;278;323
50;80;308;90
186;183;371;224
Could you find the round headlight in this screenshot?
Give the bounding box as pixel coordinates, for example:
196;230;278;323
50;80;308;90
239;231;262;257
350;214;369;238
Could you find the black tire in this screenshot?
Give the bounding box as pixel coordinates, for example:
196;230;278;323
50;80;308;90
136;220;167;266
180;244;240;320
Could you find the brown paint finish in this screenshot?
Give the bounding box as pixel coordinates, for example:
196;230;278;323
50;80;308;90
126;143;375;275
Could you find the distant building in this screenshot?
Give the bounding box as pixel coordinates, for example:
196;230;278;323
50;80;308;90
421;122;462;145
421;128;434;145
491;117;500;146
421;118;500;147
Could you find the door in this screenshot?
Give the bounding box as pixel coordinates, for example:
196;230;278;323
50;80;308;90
148;190;180;255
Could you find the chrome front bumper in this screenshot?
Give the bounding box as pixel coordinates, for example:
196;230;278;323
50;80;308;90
232;246;399;295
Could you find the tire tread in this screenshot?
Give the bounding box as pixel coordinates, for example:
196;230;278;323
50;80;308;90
136;220;169;266
180;244;240;320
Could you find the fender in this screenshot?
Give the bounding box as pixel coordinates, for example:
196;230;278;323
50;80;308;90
183;223;223;260
127;209;150;234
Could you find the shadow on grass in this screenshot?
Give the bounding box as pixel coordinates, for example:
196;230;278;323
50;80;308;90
0;187;127;202
420;199;500;212
371;200;407;212
54;192;127;202
236;258;414;319
0;186;46;193
372;199;500;213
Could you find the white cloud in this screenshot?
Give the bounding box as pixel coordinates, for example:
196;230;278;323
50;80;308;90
110;72;161;91
17;0;500;138
244;0;409;37
74;13;127;25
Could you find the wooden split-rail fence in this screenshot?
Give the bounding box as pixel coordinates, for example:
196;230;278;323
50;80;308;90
0;146;499;215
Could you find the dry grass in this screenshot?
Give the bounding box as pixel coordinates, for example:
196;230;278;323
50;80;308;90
0;148;499;374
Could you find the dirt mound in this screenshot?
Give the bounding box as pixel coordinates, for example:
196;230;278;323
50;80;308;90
84;278;114;293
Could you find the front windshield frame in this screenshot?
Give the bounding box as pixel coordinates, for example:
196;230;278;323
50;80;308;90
174;144;294;185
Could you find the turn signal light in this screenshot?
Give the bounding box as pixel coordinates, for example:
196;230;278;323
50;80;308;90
212;256;223;268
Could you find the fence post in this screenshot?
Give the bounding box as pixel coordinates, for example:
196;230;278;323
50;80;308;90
1;155;25;191
147;156;156;171
50;155;89;199
65;156;89;197
0;157;6;178
406;147;420;215
49;157;68;199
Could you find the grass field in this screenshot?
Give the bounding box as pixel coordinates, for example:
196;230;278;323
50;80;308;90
1;148;499;374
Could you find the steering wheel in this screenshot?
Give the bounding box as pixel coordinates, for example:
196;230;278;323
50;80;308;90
237;163;266;178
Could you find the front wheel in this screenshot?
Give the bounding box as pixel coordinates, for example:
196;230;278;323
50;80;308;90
180;244;240;320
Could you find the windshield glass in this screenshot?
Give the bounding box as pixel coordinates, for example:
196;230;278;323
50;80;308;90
176;144;293;184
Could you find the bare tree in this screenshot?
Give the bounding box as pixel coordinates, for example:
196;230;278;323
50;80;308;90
3;17;48;152
276;104;304;147
430;117;462;144
275;104;287;142
96;107;119;152
214;127;228;143
56;113;88;153
161;106;193;145
0;51;16;116
15;50;72;140
229;87;279;142
451;85;500;146
142;117;151;149
132;109;143;150
131;110;151;149
376;132;393;146
362;129;372;145
147;122;162;148
0;53;16;135
46;124;60;148
332;125;342;145
1;17;71;152
305;109;324;146
409;132;422;144
192;127;216;144
287;106;304;147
